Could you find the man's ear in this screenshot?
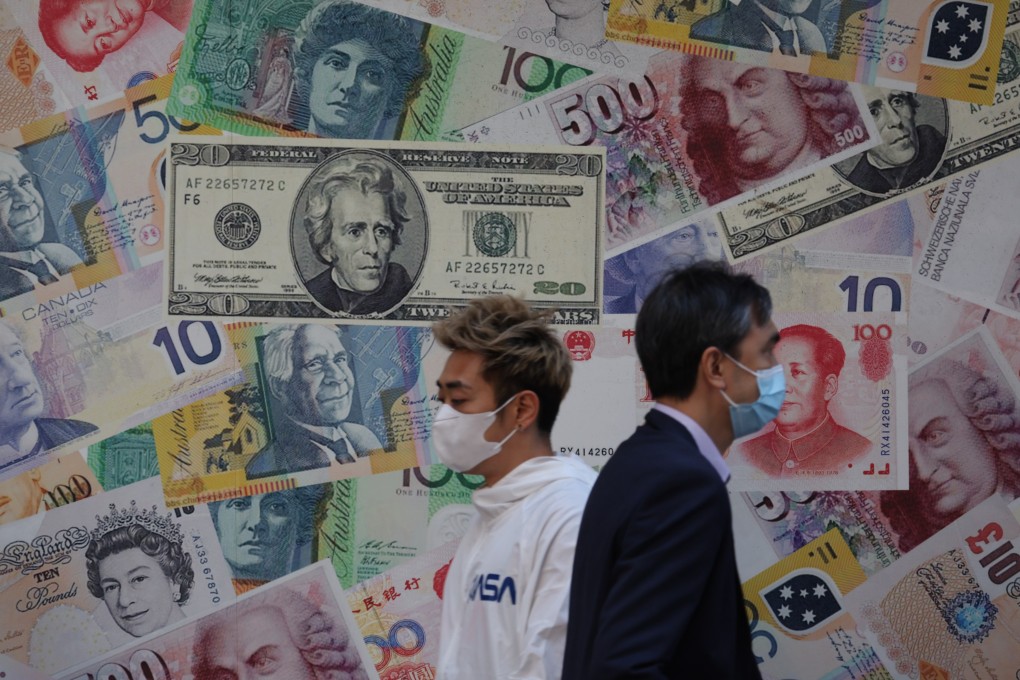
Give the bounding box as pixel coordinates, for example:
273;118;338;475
510;391;541;431
823;374;838;402
701;346;727;391
268;377;287;404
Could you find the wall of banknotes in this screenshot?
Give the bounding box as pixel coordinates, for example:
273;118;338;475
1;0;1019;677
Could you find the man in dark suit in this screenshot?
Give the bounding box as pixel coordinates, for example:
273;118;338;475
299;155;415;316
690;0;826;56
0;319;96;472
563;262;781;679
245;324;381;478
0;149;83;301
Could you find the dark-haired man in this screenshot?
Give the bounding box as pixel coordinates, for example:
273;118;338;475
433;295;596;679
563;261;779;679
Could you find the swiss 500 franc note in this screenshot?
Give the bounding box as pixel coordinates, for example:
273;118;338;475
462;50;876;253
0;76;217;308
0;477;235;676
169;0;593;141
0;262;243;479
845;496;1020;679
167;137;604;324
711;27;1020;262
57;561;377;680
742;529;893;679
728;253;909;491
606;0;1011;105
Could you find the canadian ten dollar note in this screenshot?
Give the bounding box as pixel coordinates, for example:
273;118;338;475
166;137;605;324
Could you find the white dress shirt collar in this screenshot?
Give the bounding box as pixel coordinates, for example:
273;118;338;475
653;403;730;483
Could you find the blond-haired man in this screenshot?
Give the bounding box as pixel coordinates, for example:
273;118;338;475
433;295;595;679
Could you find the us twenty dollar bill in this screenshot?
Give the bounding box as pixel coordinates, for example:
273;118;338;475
166;137;605;324
709;26;1020;262
0;477;235;676
168;0;593;141
606;0;1011;106
57;560;377;680
845;495;1020;679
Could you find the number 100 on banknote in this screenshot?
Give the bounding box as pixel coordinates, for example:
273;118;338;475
165;137;605;325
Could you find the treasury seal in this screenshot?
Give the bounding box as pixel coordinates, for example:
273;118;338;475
473;213;516;257
214;203;262;250
999;39;1020;84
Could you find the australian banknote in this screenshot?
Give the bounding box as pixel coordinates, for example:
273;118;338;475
0;262;243;479
0;452;101;526
321;465;478;589
168;0;593;141
348;539;459;678
0;476;234;675
357;0;657;75
0;76;216;307
86;423;159;492
846;495;1020;679
606;0;1011;106
461;50;876;253
0;0;194;132
166;136;605;324
742;529;893;679
152;322;451;507
707;26;1020;262
914;163;1020;322
56;560;377;680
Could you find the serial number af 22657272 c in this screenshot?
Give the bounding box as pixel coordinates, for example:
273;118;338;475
447;261;545;275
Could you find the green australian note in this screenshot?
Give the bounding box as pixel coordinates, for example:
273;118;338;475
168;0;591;141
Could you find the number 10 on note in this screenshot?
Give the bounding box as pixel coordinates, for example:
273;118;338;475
965;522;1020;585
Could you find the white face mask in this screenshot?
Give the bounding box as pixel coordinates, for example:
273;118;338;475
431;395;519;473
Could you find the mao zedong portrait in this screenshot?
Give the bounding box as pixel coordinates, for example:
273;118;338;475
245;324;382;479
0;319;96;471
690;0;826;56
845;87;947;195
299;155;417;316
38;0;190;73
880;358;1020;553
0;149;84;300
190;586;370;680
292;0;425;139
733;324;871;475
678;56;863;204
85;501;193;638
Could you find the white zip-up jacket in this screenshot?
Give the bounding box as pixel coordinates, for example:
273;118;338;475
437;454;596;679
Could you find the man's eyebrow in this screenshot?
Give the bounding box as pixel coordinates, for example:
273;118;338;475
436;379;469;390
867;98;885;109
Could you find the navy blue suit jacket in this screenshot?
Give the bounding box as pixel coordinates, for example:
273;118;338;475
562;409;762;679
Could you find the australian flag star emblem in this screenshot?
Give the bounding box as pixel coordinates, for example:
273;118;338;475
759;569;843;636
923;1;992;68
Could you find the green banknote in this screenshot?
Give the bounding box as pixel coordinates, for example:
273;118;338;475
168;0;591;141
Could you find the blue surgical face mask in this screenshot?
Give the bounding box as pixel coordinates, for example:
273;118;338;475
719;353;786;439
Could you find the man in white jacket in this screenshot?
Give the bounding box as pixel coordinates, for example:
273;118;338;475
433;295;596;680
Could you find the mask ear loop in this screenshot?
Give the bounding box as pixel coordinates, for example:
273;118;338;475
492;393;523;446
